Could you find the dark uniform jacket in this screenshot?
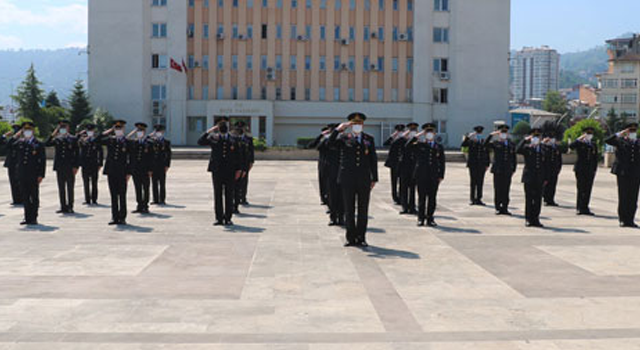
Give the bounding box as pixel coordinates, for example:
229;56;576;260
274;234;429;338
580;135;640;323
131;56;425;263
397;136;416;176
79;137;104;170
151;138;172;171
100;136;131;176
384;136;404;169
198;133;241;174
408;139;446;180
15;138;46;179
543;143;566;175
237;135;254;171
329;131;379;185
487;135;517;175
318;136;340;177
45;135;80;171
517;140;549;184
461;136;490;168
569;139;599;174
128;138;153;175
1;136;19;169
606;134;640;177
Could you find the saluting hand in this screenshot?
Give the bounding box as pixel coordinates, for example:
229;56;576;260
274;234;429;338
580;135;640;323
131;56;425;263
235;170;242;180
370;182;377;191
337;122;351;132
72;168;78;176
37;177;43;184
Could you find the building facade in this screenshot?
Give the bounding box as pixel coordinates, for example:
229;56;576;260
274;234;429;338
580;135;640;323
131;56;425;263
511;46;559;103
597;35;640;121
89;0;510;147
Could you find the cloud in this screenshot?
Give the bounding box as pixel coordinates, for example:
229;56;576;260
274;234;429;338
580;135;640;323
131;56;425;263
0;0;87;33
0;34;22;49
65;42;87;49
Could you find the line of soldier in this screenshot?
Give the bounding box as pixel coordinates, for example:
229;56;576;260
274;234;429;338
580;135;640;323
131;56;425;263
0;119;173;226
198;117;255;226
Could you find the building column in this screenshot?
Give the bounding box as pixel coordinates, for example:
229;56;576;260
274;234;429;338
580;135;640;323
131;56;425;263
251;115;259;137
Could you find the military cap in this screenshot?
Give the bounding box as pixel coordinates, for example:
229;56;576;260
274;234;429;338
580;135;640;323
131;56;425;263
21;121;35;128
58;119;71;125
422;123;437;131
84;123;97;130
217;117;230;124
498;124;510;131
113;119;127;127
154;124;166;131
625;122;639;130
473;125;485;133
530;127;542;136
234;121;246;128
582;125;595;132
135;122;148;129
407;122;419;129
395;124;406;131
347;112;367;122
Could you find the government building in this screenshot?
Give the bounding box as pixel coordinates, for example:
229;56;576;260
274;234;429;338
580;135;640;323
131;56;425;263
88;0;510;146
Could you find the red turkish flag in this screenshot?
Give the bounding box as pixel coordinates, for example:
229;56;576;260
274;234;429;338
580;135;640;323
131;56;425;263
170;58;183;73
182;58;188;73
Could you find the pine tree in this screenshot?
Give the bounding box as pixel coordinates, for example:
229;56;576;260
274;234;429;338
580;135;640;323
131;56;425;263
11;64;45;129
69;80;92;131
45;90;61;108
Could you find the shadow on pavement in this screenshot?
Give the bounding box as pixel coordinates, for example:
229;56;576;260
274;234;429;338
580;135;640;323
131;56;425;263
158;203;187;209
364;245;421;260
143;212;172;219
433;225;482;234
236;212;268;219
224;224;266;233
20;224;59;232
244;204;272;210
115;224;154;233
368;227;387;234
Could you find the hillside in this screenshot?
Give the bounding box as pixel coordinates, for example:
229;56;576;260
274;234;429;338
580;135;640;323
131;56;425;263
559;45;609;88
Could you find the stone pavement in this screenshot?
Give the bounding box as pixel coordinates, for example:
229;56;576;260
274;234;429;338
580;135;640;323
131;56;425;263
0;160;640;349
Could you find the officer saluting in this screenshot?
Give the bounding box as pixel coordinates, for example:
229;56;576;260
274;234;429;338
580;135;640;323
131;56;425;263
541;123;566;207
234;121;254;207
46;120;80;214
383;124;406;205
319;123;344;226
517;128;549;227
605;122;640;227
329;112;378;248
1;124;22;205
408;123;445;227
150;124;171;206
398;122;419;215
78;124;104;205
570;126;599;215
309;126;330;206
461;126;490;206
198;117;242;226
14;121;46;225
487;124;517;215
100;120;132;226
127;122;153;214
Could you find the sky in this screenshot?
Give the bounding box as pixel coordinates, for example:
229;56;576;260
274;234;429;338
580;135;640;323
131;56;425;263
0;0;639;53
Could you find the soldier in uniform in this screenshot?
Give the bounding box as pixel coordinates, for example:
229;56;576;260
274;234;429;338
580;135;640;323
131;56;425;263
46;120;80;214
319;123;344;226
517;128;549;227
234;121;254;206
542;125;566;207
100;120;132;225
15;121;46;225
398;122;419;215
198;117;243;226
384;124;406;205
569;126;599;215
329;113;378;247
408;123;445;227
309;126;330;205
127;122;153;214
1;124;22;205
487;125;517;215
461;125;490;205
150;124;171;205
606;123;640;227
78;124;104;205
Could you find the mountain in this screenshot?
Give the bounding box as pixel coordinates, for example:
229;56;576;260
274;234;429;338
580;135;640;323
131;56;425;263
0;48;88;106
559;45;609;88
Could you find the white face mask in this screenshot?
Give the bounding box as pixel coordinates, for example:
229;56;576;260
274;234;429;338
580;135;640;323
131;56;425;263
59;128;67;135
115;129;124;137
585;134;593;141
352;124;363;134
136;131;145;139
408;131;417;139
87;131;95;138
156;132;164;138
426;132;435;141
630;133;638;141
531;137;540;145
500;132;508;140
23;130;33;138
549;138;556;144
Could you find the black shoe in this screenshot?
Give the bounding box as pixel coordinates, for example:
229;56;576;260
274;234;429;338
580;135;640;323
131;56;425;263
622;222;639;228
329;221;338;226
545;202;559;207
241;201;249;205
132;209;142;214
117;221;127;226
526;221;533;227
578;210;595;216
408;209;418;215
92;201;98;205
470;201;477;206
20;221;28;225
67;209;75;214
56;209;65;214
359;241;369;248
477;201;486;206
427;219;438;227
495;210;503;215
224;220;234;226
108;221;118;225
502;210;512;216
26;221;38;226
141;209;150;214
214;221;224;226
233;209;240;214
417;220;425;227
11;202;23;206
151;201;159;205
344;242;357;247
400;210;410;215
83;202;90;205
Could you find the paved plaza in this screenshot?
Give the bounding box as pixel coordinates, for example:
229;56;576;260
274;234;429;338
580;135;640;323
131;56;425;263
1;160;640;349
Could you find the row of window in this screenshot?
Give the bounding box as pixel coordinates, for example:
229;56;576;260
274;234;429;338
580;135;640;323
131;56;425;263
600;93;638;104
182;0;417;11
602;78;638;89
188;23;415;42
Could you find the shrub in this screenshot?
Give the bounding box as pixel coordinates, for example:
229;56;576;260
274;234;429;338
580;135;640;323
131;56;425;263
563;119;606;151
253;137;267;152
296;137;317;149
511;120;531;144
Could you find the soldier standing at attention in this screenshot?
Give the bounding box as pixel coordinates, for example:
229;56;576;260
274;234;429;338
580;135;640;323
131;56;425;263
408;123;445;227
398;122;419;215
605;123;640;227
1;124;23;205
150;124;171;206
570;126;599;216
234;121;254;206
198;118;242;226
542;128;566;207
517;128;549;227
100;120;131;226
15;121;46;225
487;125;517;216
309;126;330;206
383;124;405;205
330;113;378;248
78;124;104;205
461;125;490;206
319;123;344;226
127;122;153;214
46;120;80;214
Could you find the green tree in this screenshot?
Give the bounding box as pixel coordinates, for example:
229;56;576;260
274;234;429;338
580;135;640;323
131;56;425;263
68;80;92;131
542;91;568;115
92;107;114;131
45;90;61;108
563;118;606;151
42;107;71;135
605;108;622;136
11;64;46;130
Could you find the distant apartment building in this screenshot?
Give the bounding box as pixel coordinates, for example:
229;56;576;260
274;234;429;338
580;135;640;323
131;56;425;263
597;35;640;121
511;46;560;103
89;0;511;146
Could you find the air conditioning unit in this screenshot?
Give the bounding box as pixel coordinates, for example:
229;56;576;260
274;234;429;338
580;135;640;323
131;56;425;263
370;32;377;39
194;61;200;68
398;33;408;41
238;34;247;40
340;63;350;71
297;35;308;41
439;72;450;80
370;64;378;71
341;38;350;45
187;29;194;38
152;101;166;116
216;33;225;40
266;67;274;73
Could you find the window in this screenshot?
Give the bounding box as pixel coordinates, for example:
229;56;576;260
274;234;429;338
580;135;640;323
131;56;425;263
601;95;617;103
292;0;297;8
188;86;194;100
151;54;167;69
433;27;449;43
319;56;326;71
306;0;312;8
348;88;355;101
379;0;384;10
393;27;398;41
217;86;224;99
622;79;638;88
232;24;239;38
407;58;414;73
305;56;311;70
621;63;635;74
349;27;355;41
306;25;312;39
336;0;341;10
392;58;398;72
276;55;282;70
348;56;355;71
335;26;341;40
276;88;282;100
407;89;413;102
365;0;370;10
248;0;254;7
291;87;297;100
319;87;326;101
407;27;414;41
291;25;297;39
433;88;448;104
433;58;448;72
203;55;209;69
247;87;253;100
393;0;398;10
350;0;355;10
261;87;267;100
363;56;370;71
151;85;167;100
290;55;297;69
189;0;194;7
247;55;253;69
334;87;340;101
232;87;238;100
276;0;282;8
334;56;341;70
408;0;413;10
261;24;268;39
152;23;167;38
262;0;267;7
622;94;637;104
377;88;384;101
217;24;224;35
247;24;253;38
434;0;449;11
378;57;385;71
232;55;238;70
188;23;195;38
378;27;384;41
152;0;167;6
305;88;311;101
364;26;370;41
261;55;268;70
623;110;638;118
392;89;398;102
320;26;326;40
188;55;195;69
363;88;370;102
320;0;327;9
603;79;618;88
203;86;209;100
218;0;223;6
276;24;282;39
217;55;224;70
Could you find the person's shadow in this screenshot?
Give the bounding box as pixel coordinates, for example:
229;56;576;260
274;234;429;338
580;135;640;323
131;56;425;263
158;203;187;209
143;212;172;219
245;204;273;210
433;225;482;234
65;212;93;219
20;224;59;232
363;245;420;260
224;224;266;233
235;212;268;219
115;224;154;233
